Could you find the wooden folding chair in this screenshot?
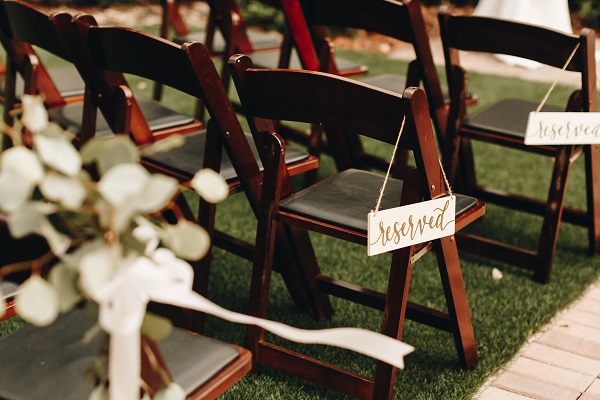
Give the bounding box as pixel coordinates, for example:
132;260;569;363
438;7;600;283
0;0;201;147
230;55;485;399
66;13;325;332
0;306;251;400
156;0;365;119
256;0;451;177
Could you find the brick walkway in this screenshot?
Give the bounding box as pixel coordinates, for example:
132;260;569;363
474;280;600;400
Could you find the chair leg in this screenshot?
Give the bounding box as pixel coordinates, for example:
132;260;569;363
435;235;478;369
372;246;413;400
534;147;573;283
584;144;600;254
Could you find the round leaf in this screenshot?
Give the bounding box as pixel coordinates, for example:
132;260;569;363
163;220;210;261
98;163;149;207
96;136;140;176
21;95;49;133
39;218;71;257
6;202;54;238
79;247;116;299
141;135;185;156
135;174;179;214
0;146;44;184
15;275;60;326
35;134;82;177
0;171;35;212
49;263;82;312
40;172;87;209
154;383;185;400
141;312;173;341
191;169;229;203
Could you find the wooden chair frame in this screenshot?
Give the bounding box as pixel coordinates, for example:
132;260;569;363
230;55;485;399
438;8;600;283
260;0;448;178
65;13;327;332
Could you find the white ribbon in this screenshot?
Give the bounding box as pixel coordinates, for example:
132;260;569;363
87;248;414;400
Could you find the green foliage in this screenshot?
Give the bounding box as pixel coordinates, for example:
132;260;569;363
570;0;600;29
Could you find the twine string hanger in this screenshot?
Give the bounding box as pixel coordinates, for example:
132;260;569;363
536;42;580;113
373;116;453;216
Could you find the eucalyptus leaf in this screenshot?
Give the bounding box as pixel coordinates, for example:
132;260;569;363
48;263;82;312
6;201;47;238
0;171;35;212
141;312;173;341
39;218;71;257
140;135;185;156
0;146;44;183
79;247;116;298
96;136;140;176
190;168;229;204
21;95;49;133
61;238;105;270
154;383;185;400
135;174;179;214
35;134;82;177
40;172;87;209
98;163;149;207
162;220;210;261
15;275;60;326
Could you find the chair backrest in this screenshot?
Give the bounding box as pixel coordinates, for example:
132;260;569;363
230;54;448;199
0;0;71;109
438;8;597;113
278;0;447;133
72;15;265;208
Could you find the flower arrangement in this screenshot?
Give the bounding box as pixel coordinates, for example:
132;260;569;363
0;95;413;400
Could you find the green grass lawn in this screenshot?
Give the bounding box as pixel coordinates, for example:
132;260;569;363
2;44;600;399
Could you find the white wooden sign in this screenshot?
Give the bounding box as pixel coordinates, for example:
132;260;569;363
367;196;456;256
524;112;600;145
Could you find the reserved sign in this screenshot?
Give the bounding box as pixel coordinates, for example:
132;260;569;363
525;112;600;145
367;196;455;256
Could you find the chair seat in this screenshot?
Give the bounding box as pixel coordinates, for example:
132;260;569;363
48;95;196;138
280;168;478;233
0;308;241;400
360;73;477;104
465;98;563;138
249;48;366;75
174;28;282;52
0;280;18;301
0;64;85;101
144;130;310;182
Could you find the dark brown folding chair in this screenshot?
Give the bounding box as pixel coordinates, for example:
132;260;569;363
0;306;251;399
156;0;365;119
259;0;452;177
0;0;201;147
230;55;485;399
438;7;600;283
65;13;325;332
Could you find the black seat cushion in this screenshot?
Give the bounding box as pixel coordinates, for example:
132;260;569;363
48;95;196;138
0;308;239;399
143;130;310;182
280;169;478;233
360;73;475;104
464;98;563;138
173;28;281;53
0;280;18;301
0;65;85;101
